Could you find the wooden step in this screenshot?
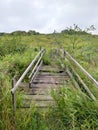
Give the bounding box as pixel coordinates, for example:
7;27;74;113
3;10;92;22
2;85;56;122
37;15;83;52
38;72;68;76
36;75;69;78
20;65;69;109
23;95;53;101
23;95;54;108
32;80;67;84
27;89;52;95
40;65;59;72
22;102;54;108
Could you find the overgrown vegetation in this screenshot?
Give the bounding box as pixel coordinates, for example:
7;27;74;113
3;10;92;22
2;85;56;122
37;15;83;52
47;87;98;130
0;26;98;129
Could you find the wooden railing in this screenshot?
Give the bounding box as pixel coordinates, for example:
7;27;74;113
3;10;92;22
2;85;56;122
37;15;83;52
11;48;98;114
64;50;98;100
11;48;45;114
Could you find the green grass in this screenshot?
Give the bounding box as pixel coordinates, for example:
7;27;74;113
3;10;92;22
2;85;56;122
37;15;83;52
0;33;98;129
47;86;98;130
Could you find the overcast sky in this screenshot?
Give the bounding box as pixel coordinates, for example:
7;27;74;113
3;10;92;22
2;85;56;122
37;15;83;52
0;0;98;34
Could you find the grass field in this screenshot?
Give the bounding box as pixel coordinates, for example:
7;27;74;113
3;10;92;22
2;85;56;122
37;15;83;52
0;32;98;130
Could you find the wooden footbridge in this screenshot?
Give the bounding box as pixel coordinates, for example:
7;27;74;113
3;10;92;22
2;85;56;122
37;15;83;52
11;48;98;114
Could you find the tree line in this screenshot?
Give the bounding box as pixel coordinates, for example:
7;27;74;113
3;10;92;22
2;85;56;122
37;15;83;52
61;24;96;35
0;30;40;36
0;24;96;36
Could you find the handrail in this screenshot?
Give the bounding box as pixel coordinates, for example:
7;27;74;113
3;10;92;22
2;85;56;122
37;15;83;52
11;48;45;115
29;52;44;79
64;50;98;88
30;60;43;85
69;65;96;100
11;48;45;94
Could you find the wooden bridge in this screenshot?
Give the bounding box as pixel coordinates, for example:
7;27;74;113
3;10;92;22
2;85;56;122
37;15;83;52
11;48;98;114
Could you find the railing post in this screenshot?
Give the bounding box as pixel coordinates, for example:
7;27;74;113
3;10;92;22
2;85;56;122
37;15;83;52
12;78;16;115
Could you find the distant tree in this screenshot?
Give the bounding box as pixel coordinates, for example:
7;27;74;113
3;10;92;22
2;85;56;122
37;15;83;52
0;32;10;36
11;31;26;36
27;30;40;35
85;25;96;34
0;33;5;36
61;24;96;35
90;25;96;31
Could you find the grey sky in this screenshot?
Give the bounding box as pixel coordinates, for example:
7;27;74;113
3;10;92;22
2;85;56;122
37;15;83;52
0;0;98;34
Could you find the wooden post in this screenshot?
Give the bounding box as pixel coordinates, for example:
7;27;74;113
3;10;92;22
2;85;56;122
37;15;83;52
12;78;16;115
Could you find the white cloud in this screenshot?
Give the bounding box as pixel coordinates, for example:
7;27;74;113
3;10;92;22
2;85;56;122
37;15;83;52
0;0;98;34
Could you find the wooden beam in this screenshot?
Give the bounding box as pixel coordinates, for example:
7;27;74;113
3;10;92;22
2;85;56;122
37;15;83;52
29;51;44;79
30;60;43;84
66;68;80;89
64;51;98;88
12;78;16;115
70;66;96;100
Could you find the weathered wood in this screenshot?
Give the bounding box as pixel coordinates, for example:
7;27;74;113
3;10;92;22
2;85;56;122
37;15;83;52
33;81;66;84
29;51;44;79
34;77;69;82
23;95;53;101
22;101;54;108
36;75;68;78
40;67;60;72
12;78;16;115
65;51;98;88
66;68;80;89
38;72;68;76
20;64;70;108
30;60;43;84
11;49;45;94
28;83;62;88
70;66;96;100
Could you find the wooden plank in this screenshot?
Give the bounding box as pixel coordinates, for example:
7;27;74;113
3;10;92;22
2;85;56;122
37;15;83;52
22;100;54;108
35;77;69;81
32;81;66;84
33;79;69;83
22;103;53;108
37;74;68;77
38;72;68;76
39;68;60;73
29;83;62;88
23;95;53;101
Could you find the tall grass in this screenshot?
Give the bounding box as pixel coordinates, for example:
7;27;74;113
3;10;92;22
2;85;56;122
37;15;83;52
46;86;98;130
0;74;14;130
1;80;98;130
0;34;98;130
